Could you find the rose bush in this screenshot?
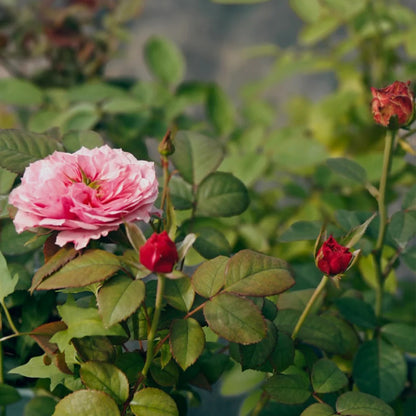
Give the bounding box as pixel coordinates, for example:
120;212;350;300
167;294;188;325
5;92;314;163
9;145;158;249
0;1;415;416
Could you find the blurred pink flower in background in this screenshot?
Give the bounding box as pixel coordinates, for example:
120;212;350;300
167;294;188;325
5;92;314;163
9;145;159;250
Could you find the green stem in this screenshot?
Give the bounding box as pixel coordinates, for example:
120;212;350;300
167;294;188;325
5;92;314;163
251;392;270;416
140;274;166;380
0;301;19;335
292;275;329;340
375;131;395;252
160;157;170;213
373;130;395;317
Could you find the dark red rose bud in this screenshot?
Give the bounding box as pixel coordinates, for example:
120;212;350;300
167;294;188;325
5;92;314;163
139;231;178;273
315;236;352;276
371;81;414;128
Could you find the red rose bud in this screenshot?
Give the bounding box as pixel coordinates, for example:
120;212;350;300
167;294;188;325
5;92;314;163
139;231;178;273
371;80;414;128
315;236;352;276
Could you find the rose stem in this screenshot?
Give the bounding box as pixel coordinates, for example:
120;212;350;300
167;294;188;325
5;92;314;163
373;130;395;317
140;274;166;380
1;300;19;335
160;156;170;212
291;274;329;340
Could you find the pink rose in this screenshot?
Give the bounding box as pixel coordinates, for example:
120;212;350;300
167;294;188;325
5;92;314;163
9;145;158;250
371;81;414;128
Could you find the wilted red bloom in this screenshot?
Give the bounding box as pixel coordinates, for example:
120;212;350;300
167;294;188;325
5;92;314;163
139;231;178;274
371;81;414;128
70;0;98;8
315;236;352;276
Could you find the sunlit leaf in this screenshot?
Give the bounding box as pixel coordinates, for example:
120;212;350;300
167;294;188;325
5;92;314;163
131;388;178;416
53;390;120;416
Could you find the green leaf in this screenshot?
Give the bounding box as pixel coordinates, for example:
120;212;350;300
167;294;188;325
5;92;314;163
239;320;278;370
0;78;43;106
275;309;357;355
381;323;416;353
62;130;104;153
290;0;324;22
0;129;60;174
53;390;120;416
144;36;185;86
267;331;295;372
336;391;394;416
50;297;126;351
170;318;205;370
169;175;193;210
131;388;178;416
279;221;321;242
335;297;377;329
37;250;121;290
402;184;416;210
24;396;56;416
170;131;224;185
206;85;235;136
311;359;348;393
0;383;21;405
31;246;79;292
277;289;325;313
300;403;335;416
115;352;144;384
10;355;68;388
326;158;367;184
204;293;266;344
0;251;18;302
323;0;366;16
341;213;376;249
80;361;129;404
224;250;295;296
299;16;339;45
57;103;100;133
388;211;416;249
352;339;406;403
196;172;249;217
67;82;127;103
0;221;47;255
72;336;116;363
101;97;144;114
191;255;228;298
0;166;16;193
97;275;145;327
264;373;311;404
193;227;232;259
402;245;416;271
221;364;265;398
164;277;194;312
